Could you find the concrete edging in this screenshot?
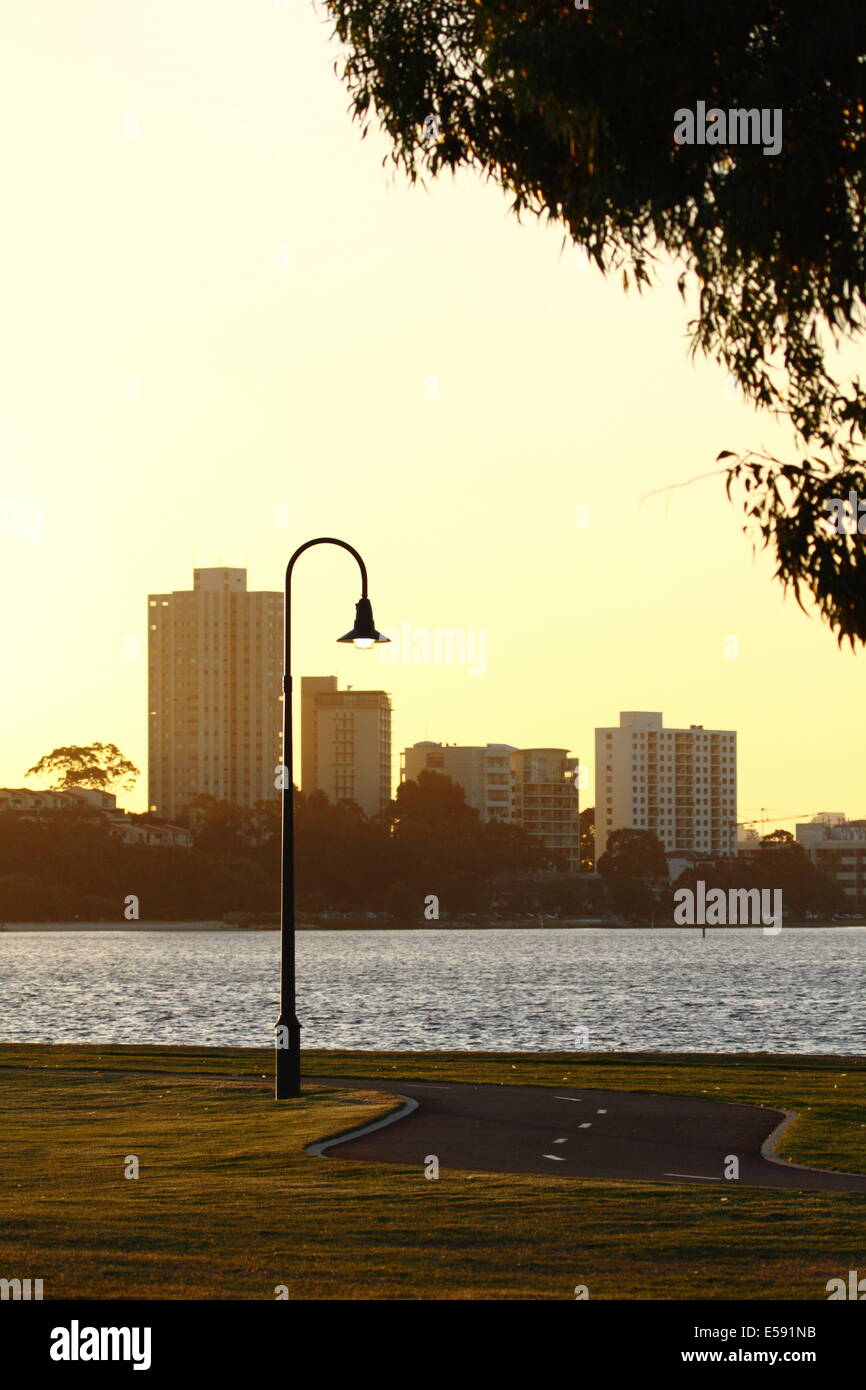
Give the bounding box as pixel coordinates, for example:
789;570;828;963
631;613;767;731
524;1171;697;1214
305;1092;419;1157
760;1107;866;1180
760;1108;805;1167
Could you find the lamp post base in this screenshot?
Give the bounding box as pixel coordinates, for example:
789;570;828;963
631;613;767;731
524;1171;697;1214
275;1017;302;1099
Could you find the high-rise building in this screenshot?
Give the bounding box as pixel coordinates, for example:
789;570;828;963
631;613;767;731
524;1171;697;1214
148;567;282;819
594;712;737;862
510;747;581;872
401;741;581;870
301;676;391;817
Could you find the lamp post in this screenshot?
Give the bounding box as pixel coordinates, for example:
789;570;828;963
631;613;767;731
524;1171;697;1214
275;538;390;1100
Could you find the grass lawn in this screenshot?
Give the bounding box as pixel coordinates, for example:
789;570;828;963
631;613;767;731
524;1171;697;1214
0;1044;864;1300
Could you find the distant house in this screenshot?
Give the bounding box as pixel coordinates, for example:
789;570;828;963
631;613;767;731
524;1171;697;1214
0;787;192;848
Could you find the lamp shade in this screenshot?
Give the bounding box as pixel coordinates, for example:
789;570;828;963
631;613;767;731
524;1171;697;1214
337;597;390;647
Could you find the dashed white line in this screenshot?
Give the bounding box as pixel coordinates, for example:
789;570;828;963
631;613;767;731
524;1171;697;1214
579;1122;592;1129
597;1109;607;1114
555;1096;583;1102
552;1138;567;1144
543;1153;567;1162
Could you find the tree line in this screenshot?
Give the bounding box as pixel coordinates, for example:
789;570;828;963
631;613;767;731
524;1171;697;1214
594;826;847;921
3;736;848;922
0;770;554;922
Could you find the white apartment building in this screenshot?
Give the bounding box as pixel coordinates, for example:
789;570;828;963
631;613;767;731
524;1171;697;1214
401;742;581;870
148;568;282;819
594;712;737;862
301;676;391;817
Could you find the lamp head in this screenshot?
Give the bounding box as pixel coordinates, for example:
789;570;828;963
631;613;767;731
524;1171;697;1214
337;597;390;648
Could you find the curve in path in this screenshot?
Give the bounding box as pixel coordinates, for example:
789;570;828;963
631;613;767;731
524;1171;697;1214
306;1075;866;1192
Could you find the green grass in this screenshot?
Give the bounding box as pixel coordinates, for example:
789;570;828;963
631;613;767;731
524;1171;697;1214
0;1044;864;1300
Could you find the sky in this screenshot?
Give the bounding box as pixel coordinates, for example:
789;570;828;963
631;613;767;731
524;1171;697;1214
1;1;863;831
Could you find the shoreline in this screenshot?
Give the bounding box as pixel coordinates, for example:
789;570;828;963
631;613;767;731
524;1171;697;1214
3;919;865;932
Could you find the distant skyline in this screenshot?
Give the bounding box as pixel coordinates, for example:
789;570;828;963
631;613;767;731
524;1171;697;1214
2;2;863;834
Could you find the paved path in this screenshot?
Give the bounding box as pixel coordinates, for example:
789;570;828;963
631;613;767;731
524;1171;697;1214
308;1076;866;1192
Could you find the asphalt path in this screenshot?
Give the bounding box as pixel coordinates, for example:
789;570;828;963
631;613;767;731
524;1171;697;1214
308;1076;866;1192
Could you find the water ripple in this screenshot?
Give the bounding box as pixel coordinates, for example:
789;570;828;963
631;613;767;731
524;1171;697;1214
0;927;863;1054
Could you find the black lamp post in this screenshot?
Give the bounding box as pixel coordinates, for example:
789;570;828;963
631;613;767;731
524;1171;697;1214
275;538;390;1100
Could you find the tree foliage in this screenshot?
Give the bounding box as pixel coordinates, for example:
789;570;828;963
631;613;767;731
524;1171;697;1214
673;832;843;914
25;743;140;793
597;826;668;879
325;0;866;642
0;773;551;920
579;805;594;873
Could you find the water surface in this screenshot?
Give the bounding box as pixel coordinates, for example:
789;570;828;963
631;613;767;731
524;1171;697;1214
0;927;862;1053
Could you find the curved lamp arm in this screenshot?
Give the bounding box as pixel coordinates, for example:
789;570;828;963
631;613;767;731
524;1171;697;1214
286;536;368;598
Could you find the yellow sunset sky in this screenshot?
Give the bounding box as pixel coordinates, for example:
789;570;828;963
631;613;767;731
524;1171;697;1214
1;2;862;830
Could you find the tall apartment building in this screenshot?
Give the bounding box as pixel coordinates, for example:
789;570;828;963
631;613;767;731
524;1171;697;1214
594;712;737;862
148;568;282;819
401;741;581;871
511;747;581;872
796;814;866;909
301;676;391;817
